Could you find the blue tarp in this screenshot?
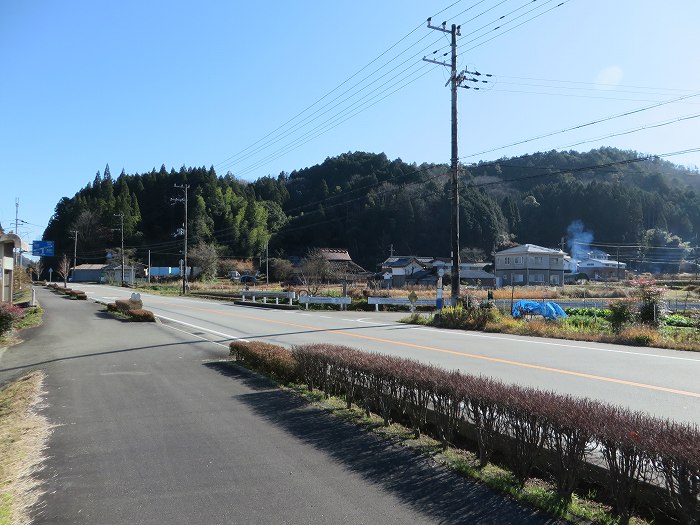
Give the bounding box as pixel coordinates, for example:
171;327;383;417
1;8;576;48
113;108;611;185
512;300;568;320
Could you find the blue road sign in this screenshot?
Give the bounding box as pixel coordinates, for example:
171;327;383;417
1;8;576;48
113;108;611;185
32;240;55;256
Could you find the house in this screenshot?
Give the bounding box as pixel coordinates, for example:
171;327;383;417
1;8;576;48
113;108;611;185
494;244;567;287
458;262;496;287
0;232;29;303
577;258;627;281
318;248;366;276
380;256;427;288
71;263;111;283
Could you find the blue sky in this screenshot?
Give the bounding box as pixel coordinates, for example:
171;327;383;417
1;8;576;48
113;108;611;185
2;1;699;245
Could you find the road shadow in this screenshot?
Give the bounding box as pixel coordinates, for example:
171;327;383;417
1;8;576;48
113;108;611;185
207;363;561;525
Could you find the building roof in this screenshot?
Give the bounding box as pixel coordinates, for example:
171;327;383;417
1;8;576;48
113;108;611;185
460;269;496;280
579;258;627;268
382;256;422;268
0;232;29;251
74;264;110;271
319;248;353;262
496;243;566;256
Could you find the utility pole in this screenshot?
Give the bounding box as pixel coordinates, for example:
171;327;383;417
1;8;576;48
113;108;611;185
148;249;151;284
71;230;78;282
172;184;190;295
424;19;462;304
114;213;125;285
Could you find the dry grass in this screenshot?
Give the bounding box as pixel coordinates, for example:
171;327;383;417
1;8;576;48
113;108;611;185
0;372;52;525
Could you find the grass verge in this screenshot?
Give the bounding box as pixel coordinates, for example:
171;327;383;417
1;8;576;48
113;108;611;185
0;372;52;525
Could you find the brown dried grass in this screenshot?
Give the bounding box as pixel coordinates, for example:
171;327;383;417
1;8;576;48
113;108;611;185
0;371;52;525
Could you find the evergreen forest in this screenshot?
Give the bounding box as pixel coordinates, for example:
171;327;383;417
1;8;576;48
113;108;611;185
41;147;700;273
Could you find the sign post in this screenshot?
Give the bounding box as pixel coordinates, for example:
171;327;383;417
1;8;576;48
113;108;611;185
48;268;53;282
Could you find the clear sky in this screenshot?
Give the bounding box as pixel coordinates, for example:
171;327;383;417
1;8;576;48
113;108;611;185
2;1;699;246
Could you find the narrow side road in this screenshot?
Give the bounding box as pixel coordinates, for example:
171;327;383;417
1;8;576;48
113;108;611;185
0;288;560;524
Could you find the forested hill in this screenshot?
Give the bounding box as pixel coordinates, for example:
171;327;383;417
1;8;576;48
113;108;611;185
42;147;700;271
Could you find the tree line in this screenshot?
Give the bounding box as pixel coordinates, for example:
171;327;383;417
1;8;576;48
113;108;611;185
41;147;700;275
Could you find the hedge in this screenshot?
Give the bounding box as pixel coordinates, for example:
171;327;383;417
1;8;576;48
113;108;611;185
228;340;700;524
126;309;156;322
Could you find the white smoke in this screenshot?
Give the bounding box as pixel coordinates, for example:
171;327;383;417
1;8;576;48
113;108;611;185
566;220;594;261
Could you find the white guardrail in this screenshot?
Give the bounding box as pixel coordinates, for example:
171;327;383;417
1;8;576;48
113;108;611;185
298;295;351;309
240;290;296;305
367;296;444;311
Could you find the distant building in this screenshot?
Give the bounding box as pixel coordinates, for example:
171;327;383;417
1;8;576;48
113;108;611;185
0;232;29;302
577;258;627;281
494;244;567;287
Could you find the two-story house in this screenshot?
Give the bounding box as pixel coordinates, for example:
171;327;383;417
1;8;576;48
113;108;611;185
495;244;567;287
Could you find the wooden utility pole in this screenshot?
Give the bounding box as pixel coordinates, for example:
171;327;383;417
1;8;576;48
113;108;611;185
424;19;462;304
114;213;125;285
71;230;78;282
172;184;190;295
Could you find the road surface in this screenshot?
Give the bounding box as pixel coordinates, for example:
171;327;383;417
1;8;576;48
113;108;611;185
0;287;559;524
78;283;700;426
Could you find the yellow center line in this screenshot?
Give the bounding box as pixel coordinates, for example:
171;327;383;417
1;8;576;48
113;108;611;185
157;300;700;399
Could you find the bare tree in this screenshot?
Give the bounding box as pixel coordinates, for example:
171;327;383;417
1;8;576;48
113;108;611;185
299;248;336;295
31;259;44;281
56;254;71;288
188;242;219;280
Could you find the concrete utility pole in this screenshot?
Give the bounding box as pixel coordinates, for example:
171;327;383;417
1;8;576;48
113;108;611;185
114;213;125;285
424;19;462;304
71;230;78;282
172;184;190;295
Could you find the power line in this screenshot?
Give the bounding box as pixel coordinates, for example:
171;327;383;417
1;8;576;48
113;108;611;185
459;91;700;161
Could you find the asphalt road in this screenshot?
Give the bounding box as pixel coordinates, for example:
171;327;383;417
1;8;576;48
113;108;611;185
0;287;559;524
78;283;700;426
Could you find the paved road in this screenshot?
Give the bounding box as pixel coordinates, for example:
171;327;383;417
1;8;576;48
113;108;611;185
77;283;700;426
0;287;559;524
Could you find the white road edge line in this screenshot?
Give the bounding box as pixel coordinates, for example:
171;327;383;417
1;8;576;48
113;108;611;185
409;327;700;362
157;314;250;343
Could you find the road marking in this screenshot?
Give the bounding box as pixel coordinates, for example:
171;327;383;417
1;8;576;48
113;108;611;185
160;322;231;348
319;316;332;319
408;327;700;363
156;315;249;343
163;302;700;399
80;287;700;396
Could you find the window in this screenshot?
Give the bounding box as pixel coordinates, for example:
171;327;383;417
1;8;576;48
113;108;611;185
550;257;559;264
513;274;524;283
514;256;523;264
529;273;544;283
533;256;543;264
550;275;560;285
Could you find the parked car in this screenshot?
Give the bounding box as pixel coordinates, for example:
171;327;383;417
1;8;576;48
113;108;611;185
240;275;257;284
228;270;241;281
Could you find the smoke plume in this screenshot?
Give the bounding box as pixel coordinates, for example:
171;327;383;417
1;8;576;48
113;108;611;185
566;220;594;261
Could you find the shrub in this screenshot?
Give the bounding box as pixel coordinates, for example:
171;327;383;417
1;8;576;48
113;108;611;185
542;396;597;507
230;341;298;382
633;279;668;327
126;309;156;322
649;421;700;524
594;407;656;525
0;303;24;335
608;300;636;333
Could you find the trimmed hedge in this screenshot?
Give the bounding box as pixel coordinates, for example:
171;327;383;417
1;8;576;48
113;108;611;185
228;340;700;524
126;309;155;322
